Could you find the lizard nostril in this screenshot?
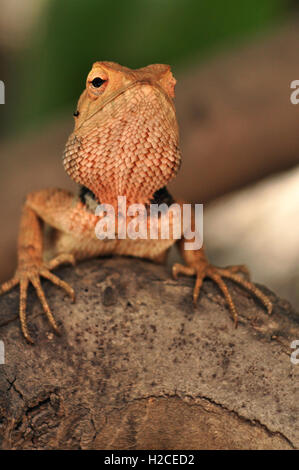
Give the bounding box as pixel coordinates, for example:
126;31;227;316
73;111;80;117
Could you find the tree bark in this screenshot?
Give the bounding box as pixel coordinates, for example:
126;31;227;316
0;257;298;449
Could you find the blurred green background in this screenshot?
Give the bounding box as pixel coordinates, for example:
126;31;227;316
0;0;291;139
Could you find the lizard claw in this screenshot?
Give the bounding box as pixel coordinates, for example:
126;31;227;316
0;253;75;344
172;262;272;327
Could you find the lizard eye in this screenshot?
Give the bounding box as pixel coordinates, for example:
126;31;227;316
91;77;106;88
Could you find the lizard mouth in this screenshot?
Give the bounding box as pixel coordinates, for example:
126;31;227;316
76;80;175;132
76;81;140;131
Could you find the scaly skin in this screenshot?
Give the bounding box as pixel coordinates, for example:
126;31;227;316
0;62;272;343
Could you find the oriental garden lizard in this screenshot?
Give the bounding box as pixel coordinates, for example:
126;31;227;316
0;62;272;343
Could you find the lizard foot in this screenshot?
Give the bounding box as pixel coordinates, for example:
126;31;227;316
172;262;272;327
0;253;75;344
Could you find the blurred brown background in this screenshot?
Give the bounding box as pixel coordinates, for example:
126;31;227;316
0;0;298;307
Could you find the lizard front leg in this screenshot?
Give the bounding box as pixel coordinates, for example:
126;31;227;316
172;206;273;327
0;188;105;343
0;196;76;343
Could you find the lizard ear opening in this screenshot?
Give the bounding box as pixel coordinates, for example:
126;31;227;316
158;67;176;98
139;64;177;98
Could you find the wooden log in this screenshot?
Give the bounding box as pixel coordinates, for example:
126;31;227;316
0;257;298;449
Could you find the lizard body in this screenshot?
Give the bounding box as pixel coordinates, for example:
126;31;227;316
0;62;272;343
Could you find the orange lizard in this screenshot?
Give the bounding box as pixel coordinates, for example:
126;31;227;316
0;62;272;343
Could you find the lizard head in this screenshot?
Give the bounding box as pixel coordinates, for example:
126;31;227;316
63;61;181;207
